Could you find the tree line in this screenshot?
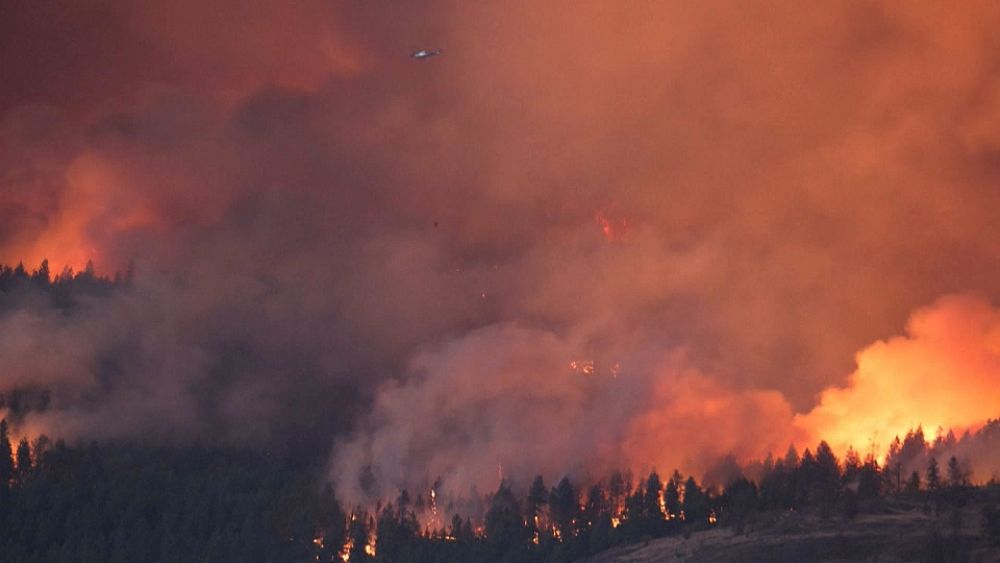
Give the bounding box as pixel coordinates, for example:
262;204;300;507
0;418;996;562
0;260;125;312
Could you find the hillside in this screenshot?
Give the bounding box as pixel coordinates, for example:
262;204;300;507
583;489;1000;563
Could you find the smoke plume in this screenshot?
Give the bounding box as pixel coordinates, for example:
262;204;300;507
0;1;998;498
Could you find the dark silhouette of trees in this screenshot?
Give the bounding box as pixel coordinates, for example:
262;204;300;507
0;406;994;562
607;470;629;519
484;482;527;560
857;453;882;499
0;419;13;487
682;477;710;525
664;470;682;519
583;483;608;525
632;470;665;535
525;475;548;541
549;477;578;541
347;513;374;562
885;436;904;493
316;484;347;562
813;441;840;516
30;259;50;288
796;448;816;506
946;456;968;488
375;494;421;563
927;456;942;490
0;437;352;562
14;437;31;476
583;483;613;553
842;447;861;484
759;459;788;509
720;478;758;532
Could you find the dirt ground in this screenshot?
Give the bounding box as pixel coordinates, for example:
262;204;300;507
581;490;1000;562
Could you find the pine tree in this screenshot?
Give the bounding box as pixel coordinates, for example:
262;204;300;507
926;456;941;490
583;483;608;526
32;259;51;286
783;444;800;468
682;477;709;524
759;460;783;509
843;447;862;484
526;475;548;534
643;470;664;520
858;454;881;499
0;419;14;487
721;478;758;530
316;484;346;561
946;456;967;487
885;436;903;492
549;477;578;539
664;470;682;519
450;514;465;540
608;470;630;519
796;448;816;506
15;437;31;480
485;482;526;554
813;441;841;516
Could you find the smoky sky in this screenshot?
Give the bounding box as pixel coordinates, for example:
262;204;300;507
1;1;999;495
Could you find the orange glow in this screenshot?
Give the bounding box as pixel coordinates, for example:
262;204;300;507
796;295;1000;459
1;155;166;274
594;209;630;241
623;367;802;478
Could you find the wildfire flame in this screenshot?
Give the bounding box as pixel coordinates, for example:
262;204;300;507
594;208;631;241
794;295;1000;460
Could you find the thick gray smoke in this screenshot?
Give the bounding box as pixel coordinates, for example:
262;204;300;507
0;1;998;497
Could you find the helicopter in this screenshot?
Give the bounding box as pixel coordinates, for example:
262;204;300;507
411;48;442;60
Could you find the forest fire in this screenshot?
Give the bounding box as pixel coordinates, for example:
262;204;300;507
1;0;1000;560
594;209;630;241
338;513;377;563
794;295;1000;462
